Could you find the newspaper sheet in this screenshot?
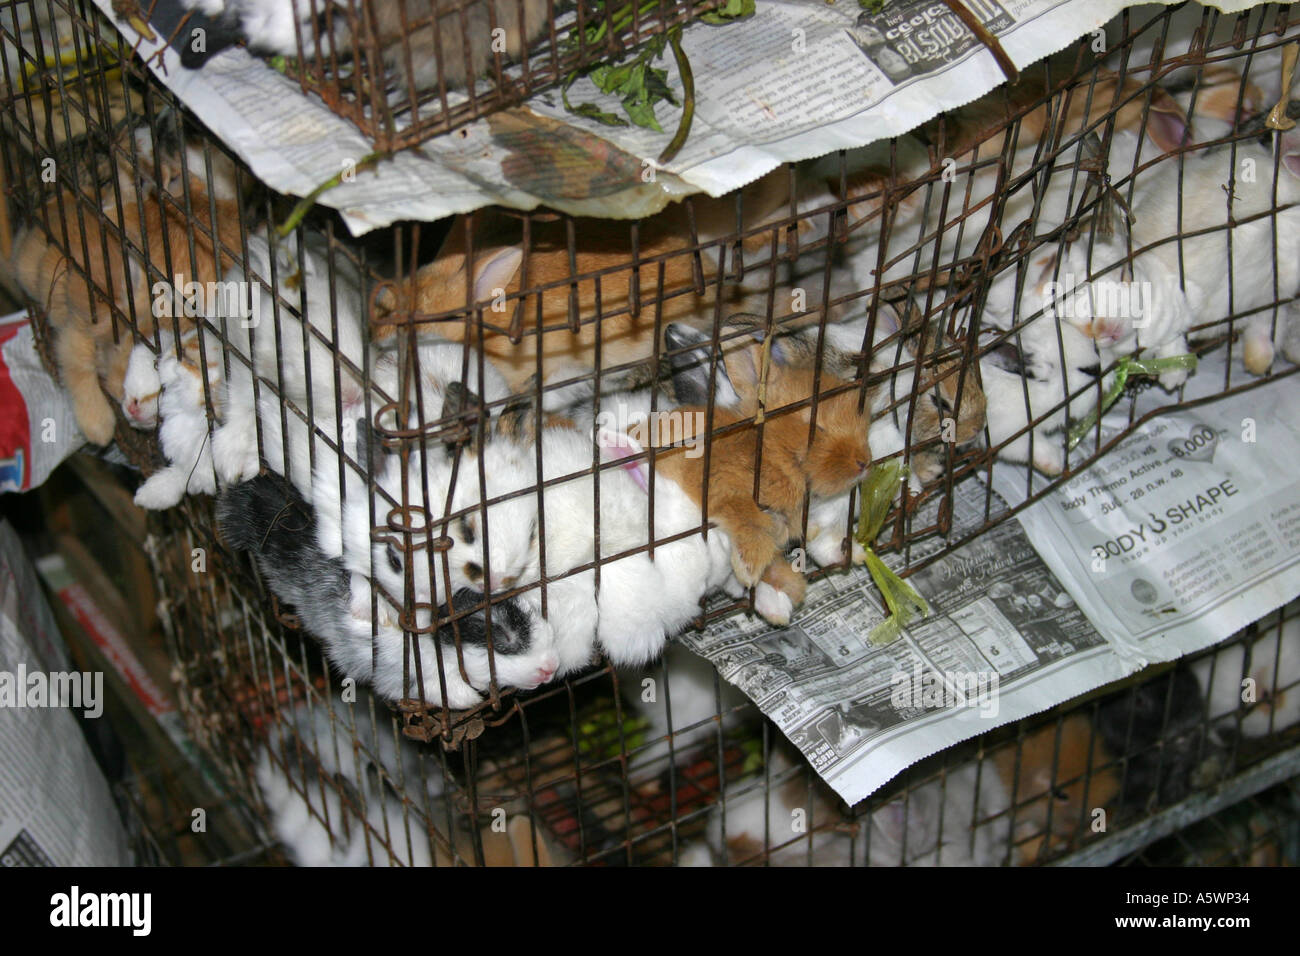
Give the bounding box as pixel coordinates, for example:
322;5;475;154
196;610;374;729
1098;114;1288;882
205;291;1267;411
0;521;130;866
679;351;1300;806
81;0;1274;235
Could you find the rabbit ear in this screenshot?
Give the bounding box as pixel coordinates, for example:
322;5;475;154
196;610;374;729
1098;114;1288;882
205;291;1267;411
1143;89;1190;155
471;245;524;305
664;323;740;408
493;394;533;442
594;425;644;457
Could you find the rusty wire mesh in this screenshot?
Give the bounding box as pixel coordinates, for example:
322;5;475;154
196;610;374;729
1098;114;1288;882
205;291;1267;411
4;0;1300;865
134;0;731;150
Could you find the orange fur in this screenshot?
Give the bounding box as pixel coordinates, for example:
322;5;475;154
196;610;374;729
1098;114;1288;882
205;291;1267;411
11;145;241;444
993;714;1120;864
382;212;741;393
653;359;873;589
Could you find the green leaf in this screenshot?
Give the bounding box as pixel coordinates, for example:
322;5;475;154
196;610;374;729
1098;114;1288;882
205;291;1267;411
589;61;637;94
858;0;889;12
644;66;677;106
570;101;631;127
700;0;756;25
622;94;663;132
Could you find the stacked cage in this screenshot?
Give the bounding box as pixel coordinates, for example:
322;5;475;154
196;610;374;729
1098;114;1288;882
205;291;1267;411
156;0;740;149
4;0;1300;865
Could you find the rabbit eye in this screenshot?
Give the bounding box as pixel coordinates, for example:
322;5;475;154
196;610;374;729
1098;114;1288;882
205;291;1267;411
459;516;476;545
1052;788;1070;802
934;393;954;417
464;561;483;583
528;522;538;546
386;542;402;574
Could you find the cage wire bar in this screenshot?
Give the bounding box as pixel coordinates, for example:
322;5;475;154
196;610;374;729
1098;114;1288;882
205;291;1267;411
4;0;1300;865
133;0;737;150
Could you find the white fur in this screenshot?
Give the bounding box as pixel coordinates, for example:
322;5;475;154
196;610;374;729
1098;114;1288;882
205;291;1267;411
134;330;224;509
1192;610;1300;739
322;574;560;712
121;341;162;428
624;643;751;774
210;229;369;494
255;690;449;867
515;423;736;676
1122;132;1300;376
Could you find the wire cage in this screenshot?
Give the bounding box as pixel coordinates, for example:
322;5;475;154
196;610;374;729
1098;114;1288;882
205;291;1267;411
141;0;733;150
147;508;1300;866
4;0;1300;864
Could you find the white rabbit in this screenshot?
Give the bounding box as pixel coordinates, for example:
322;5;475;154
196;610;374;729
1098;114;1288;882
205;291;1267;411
133;328;225;509
679;742;854;866
254;689;450;867
976;215;1198;477
1192;610;1300;739
512;422;736;677
1121;128;1300;375
624;643;752;775
1043;223;1196;389
209;228;370;491
866;763;1015;866
120;340;162;429
976;247;1114;475
311;340;532;606
217;474;560;711
683;743;1016;867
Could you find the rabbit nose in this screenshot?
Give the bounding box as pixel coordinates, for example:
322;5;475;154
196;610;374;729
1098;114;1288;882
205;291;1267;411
534;658;558;685
127;400;140;417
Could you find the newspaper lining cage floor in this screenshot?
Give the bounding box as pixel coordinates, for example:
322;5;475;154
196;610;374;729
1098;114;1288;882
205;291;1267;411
139;0;740;150
5;0;1300;864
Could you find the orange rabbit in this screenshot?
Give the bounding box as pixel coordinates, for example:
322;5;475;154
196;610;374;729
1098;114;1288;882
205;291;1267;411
379;210;751;394
10;131;241;444
653;333;873;596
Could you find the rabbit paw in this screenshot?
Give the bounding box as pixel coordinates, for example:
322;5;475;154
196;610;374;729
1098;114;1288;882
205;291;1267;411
77;400;118;447
212;426;260;485
134;470;185;510
1243;336;1275;377
1158;366;1190;391
729;519;784;588
808;531;850;568
1031;439;1065;476
753;581;795;626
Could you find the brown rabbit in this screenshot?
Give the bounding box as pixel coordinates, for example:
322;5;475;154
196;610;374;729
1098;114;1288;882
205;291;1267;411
10;132;241;445
653;338;873;592
993;713;1120;864
721;305;987;488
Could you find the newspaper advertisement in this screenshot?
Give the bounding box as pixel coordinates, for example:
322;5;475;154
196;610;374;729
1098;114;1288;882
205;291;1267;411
680;351;1300;805
77;0;1274;235
992;351;1300;665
